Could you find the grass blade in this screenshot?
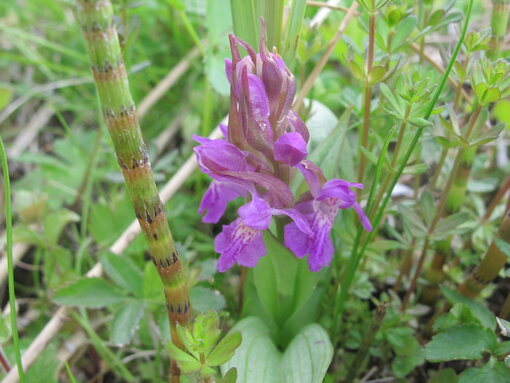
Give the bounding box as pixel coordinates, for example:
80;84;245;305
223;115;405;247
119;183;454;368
0;136;25;382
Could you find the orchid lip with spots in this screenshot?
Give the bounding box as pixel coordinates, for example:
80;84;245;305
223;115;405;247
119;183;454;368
193;21;372;272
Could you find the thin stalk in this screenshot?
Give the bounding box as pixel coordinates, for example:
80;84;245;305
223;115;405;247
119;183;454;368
403;106;481;309
332;125;396;338
482;176;510;223
453;54;470;110
0;137;25;382
357;11;376;187
500;291;510;320
345;304;387;383
422;107;481;303
368;106;412;219
334;0;473;323
430;53;471;199
393;239;416;292
459;211;510;298
75;0;191;377
429;146;447;189
488;0;510;59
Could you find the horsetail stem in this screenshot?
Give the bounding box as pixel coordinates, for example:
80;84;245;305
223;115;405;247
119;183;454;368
459;211;510;298
489;0;510;59
75;0;191;332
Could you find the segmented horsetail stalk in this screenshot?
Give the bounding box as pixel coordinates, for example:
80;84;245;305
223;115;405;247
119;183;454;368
459;211;510;298
75;0;190;330
489;0;510;59
423;107;482;304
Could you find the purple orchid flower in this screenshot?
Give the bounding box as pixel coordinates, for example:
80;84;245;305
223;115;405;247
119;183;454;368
193;20;372;272
215;196;311;272
284;169;372;271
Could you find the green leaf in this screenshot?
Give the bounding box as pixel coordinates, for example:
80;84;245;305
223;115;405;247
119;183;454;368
368;65;386;85
441;286;496;329
53;278;127;308
475;83;488;102
193;311;221;355
190;286;226;312
403;163;428;175
230;0;258;48
221;368;238;383
392;16;417;50
433;212;470;237
493;100;510;127
428;368;458;383
459;361;510;383
100;253;143;296
221;317;333;383
43;209;80;245
482;87;501;105
111;300;146;346
166;342;201;374
282;0;307;67
349;60;365;81
419;191;436;227
391;335;424;378
408;117;432;128
380;83;402;116
425;325;496;362
208;331;242;366
253;233;297;325
495;341;510;357
476;83;501;105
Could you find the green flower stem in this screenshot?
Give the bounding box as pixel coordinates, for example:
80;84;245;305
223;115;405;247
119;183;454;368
0;137;25;382
489;0;510;59
459;212;510;298
333;0;473;327
75;0;190;345
357;12;376;188
368;105;412;220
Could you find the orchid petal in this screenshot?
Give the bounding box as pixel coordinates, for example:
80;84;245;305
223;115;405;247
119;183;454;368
238;196;273;230
199;181;247;223
274;132;307;166
214;218;266;272
284;222;310;258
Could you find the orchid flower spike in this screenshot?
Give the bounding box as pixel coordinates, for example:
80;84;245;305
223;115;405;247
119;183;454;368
193;19;371;272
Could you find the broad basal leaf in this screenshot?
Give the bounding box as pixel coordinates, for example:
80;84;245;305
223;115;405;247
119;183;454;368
221;317;333;383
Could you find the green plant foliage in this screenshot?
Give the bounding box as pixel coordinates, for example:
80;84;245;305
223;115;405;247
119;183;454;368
221;317;333;383
4;0;510;381
53;278;127;307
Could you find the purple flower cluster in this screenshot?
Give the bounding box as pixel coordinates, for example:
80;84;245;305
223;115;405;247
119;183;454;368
193;26;372;272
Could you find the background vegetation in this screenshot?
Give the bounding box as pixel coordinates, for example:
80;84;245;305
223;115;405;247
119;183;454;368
0;0;509;382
